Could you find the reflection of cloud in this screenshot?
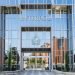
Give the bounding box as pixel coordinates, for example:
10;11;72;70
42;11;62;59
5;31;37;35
5;39;11;49
5;40;8;50
51;0;54;4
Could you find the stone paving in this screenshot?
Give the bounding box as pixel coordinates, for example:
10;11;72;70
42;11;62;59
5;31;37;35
1;70;75;75
17;70;55;75
0;70;55;75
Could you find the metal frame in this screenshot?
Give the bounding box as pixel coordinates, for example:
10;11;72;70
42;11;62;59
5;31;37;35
20;27;52;71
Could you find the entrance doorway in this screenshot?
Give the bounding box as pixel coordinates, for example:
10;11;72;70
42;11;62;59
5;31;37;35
20;27;52;71
23;52;50;70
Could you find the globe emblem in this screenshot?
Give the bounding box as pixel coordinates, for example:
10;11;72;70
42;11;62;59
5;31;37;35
32;34;40;45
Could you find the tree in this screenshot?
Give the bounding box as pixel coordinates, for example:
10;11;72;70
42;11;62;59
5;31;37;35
8;48;12;70
10;47;19;64
4;53;8;60
65;51;69;71
6;47;19;71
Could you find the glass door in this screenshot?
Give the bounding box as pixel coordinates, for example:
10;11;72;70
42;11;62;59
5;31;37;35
24;52;49;70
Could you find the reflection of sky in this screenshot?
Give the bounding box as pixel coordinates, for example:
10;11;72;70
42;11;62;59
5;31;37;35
3;0;75;54
22;32;50;48
5;9;68;50
0;0;72;6
21;0;51;4
6;10;67;30
5;10;75;50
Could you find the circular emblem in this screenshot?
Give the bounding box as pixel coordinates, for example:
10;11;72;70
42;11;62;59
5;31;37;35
32;34;40;45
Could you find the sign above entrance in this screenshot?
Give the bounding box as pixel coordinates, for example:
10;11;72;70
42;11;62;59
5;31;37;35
21;4;51;9
21;48;51;52
21;27;51;31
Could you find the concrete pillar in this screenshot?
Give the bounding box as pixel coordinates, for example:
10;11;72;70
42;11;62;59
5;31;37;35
20;52;24;70
49;52;51;71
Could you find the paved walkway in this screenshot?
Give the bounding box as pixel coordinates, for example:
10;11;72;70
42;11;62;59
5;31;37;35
0;70;66;75
17;70;55;75
0;70;75;75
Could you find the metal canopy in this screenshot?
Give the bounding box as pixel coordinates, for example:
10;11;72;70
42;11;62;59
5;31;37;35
21;4;51;9
21;27;51;31
0;6;20;14
21;48;51;52
0;4;51;14
0;5;71;14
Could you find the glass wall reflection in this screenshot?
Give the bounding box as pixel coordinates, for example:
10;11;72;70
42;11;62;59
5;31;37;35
22;32;50;48
4;5;74;71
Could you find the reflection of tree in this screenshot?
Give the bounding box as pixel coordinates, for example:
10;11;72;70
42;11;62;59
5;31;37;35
4;53;8;60
26;58;46;68
41;43;50;48
65;51;69;71
37;58;42;65
5;47;19;71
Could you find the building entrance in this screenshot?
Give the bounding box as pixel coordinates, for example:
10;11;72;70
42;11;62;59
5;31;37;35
20;27;52;71
23;52;50;70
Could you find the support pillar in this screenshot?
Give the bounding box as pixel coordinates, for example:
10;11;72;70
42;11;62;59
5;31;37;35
0;7;5;71
49;52;51;71
67;6;73;71
20;52;24;70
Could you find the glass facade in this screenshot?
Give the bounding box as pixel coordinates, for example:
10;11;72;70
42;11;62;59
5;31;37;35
0;0;75;71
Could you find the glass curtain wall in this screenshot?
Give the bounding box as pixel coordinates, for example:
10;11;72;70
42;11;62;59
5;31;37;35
0;0;74;71
5;0;52;71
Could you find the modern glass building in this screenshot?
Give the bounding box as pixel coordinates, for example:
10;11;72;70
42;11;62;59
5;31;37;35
0;0;75;71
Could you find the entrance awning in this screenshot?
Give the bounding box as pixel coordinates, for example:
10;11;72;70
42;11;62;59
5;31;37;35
21;27;51;31
21;48;51;52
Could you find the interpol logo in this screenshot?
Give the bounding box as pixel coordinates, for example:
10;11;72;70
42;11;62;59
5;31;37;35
32;34;40;45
